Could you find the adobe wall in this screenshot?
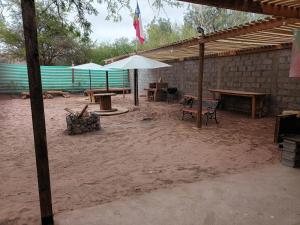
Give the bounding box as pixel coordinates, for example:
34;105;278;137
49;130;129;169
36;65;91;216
129;48;300;115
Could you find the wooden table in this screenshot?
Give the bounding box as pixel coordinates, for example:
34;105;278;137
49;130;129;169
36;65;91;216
94;93;116;111
86;88;130;103
208;89;267;119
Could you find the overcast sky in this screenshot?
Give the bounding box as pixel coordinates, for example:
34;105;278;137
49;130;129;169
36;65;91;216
86;1;191;43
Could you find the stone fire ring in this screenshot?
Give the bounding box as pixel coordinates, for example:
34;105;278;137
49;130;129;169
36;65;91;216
94;107;129;116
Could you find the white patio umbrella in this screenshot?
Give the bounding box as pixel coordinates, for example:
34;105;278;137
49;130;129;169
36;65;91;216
70;63;112;91
104;55;171;106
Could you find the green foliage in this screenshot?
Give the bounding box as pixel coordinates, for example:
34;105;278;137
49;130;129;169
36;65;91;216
0;19;25;58
137;18;196;51
0;0;93;65
90;38;135;65
183;5;266;34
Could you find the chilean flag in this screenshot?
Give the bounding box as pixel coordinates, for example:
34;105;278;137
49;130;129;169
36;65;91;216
133;2;145;44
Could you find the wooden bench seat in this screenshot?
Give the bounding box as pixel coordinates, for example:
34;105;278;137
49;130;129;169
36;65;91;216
182;108;209;115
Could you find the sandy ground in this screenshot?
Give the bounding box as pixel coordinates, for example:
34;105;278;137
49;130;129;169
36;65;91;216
55;165;300;225
0;94;279;225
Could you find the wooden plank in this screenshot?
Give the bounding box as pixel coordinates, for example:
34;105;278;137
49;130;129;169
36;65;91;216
208;89;267;96
78;104;89;118
178;0;300;18
20;0;53;224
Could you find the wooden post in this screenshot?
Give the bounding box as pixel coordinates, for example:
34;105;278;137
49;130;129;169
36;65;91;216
71;62;75;84
251;96;256;119
134;69;139;106
89;70;92;90
20;0;53;225
197;27;205;128
105;71;109;92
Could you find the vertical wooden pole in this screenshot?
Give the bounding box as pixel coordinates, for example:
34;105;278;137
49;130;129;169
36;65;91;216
71;62;75;84
89;70;92;90
134;69;139;106
106;71;109;92
122;70;125;99
197;38;205;128
20;0;53;225
251;96;256;119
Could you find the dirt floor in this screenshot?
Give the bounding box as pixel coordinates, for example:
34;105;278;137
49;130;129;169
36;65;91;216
0;94;279;225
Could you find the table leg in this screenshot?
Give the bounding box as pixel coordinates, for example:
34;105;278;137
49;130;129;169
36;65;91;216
251;96;256;119
100;96;112;111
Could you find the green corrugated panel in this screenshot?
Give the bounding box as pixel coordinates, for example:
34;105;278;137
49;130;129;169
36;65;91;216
0;63;129;93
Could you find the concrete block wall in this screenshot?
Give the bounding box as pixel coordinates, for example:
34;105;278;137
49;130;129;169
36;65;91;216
129;48;300;115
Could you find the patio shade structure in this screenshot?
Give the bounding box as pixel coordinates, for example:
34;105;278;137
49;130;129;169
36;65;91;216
107;17;300;62
178;0;300;19
106;17;300;128
71;63;112;92
104;55;171;106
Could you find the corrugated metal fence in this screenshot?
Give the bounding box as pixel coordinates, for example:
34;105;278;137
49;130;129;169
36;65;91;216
0;63;130;93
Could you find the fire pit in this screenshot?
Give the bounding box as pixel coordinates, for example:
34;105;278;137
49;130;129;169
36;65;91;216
65;105;100;135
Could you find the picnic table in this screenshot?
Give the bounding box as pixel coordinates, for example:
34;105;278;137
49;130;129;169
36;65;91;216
208;89;267;119
94;93;117;111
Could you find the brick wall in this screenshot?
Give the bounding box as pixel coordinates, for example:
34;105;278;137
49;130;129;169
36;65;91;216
130;48;300;115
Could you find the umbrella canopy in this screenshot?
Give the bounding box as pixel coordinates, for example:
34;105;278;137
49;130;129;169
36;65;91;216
104;55;171;106
71;63;108;71
70;63;113;92
104;55;171;70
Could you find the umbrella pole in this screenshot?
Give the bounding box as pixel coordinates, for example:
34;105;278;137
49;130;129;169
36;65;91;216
105;71;109;92
122;70;125;99
134;69;139;106
89;70;92;90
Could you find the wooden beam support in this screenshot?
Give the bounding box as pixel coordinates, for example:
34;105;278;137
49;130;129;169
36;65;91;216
178;0;300;18
106;71;109;92
134;69;139;106
197;35;205;128
20;0;53;224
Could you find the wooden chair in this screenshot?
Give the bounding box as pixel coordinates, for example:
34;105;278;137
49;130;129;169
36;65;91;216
182;98;219;125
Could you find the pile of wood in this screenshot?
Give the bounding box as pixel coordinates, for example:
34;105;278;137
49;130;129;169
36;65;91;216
20;90;70;99
281;135;300;168
65;105;100;135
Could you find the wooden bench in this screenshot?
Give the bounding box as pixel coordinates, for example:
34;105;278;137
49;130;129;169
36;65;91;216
182;97;219;125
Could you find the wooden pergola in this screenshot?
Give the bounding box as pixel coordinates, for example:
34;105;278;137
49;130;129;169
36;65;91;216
21;0;300;225
106;17;300;127
179;0;300;19
107;17;300;62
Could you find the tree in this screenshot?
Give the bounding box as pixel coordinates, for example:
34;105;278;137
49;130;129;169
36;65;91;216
183;5;265;34
89;38;135;65
135;18;196;51
0;1;93;65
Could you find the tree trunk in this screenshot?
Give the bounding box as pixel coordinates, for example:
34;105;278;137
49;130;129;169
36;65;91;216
20;0;54;224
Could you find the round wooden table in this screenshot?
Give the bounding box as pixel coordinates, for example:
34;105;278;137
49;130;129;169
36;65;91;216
94;93;117;112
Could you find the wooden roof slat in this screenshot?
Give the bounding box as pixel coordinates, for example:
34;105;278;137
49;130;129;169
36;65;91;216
178;0;300;18
105;17;300;63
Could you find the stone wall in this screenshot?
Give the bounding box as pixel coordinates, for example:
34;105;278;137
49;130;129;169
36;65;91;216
130;48;300;115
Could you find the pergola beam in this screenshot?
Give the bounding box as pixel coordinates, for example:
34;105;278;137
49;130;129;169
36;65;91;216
178;0;300;18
